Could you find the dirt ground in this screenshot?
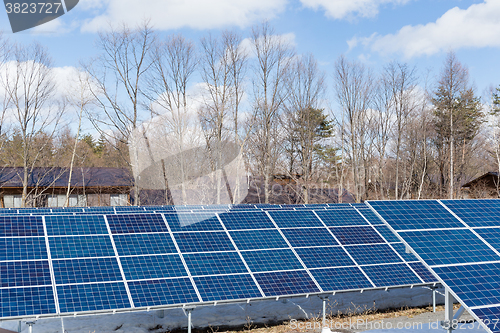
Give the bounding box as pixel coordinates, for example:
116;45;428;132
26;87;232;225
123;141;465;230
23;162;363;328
188;304;475;333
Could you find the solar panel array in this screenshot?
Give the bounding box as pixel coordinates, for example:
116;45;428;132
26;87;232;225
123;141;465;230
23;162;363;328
0;203;436;320
368;199;500;333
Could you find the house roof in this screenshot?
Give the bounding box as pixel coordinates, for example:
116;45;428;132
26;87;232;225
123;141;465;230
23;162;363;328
462;172;499;188
0;167;133;188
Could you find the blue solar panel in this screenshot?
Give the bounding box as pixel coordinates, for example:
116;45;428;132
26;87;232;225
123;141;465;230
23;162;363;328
374;225;400;243
408;262;437;283
113;233;177;256
362;263;422;286
433;263;500;308
356;208;385;225
315;210;369;226
84;207;115;212
219;211;275;230
45;215;108;236
391;243;419;262
0;216;43;236
241;249;303;272
0;286;56;317
194;274;261;301
164;213;223;232
52;258;122;284
329;226;385;245
184;252;247;276
0;237;47;260
229;229;288;250
295;247;354;268
311;267;373;291
107;214;169;234
174;232;235;253
57;282;130;313
120;255;187;280
346;244;402;265
143;205;175;211
49;236;115;259
0;261;52;287
475;228;500;251
399;229;499;266
472;307;500;333
128;278;199;307
268;211;323;228
281;228;339;247
254;270;320;296
442;199;500;227
367;200;463;230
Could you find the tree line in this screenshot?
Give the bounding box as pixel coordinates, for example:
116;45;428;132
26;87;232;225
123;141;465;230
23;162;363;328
0;23;498;206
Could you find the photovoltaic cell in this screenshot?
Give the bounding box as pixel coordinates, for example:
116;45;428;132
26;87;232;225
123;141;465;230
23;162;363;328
52;257;123;284
295;247;354;268
442;199;500;227
362;263;422;287
194;274;262;301
0;216;43;236
356;209;385;225
164;213;223;232
229;229;288;250
475;228;500;252
0;261;52;287
311;267;373;291
346;244;402;265
408;262;437;283
241;249;303;272
0;237;47;261
49;236;115;259
113;233;177;256
128;278;199;307
57;282;130;313
433;263;500;308
400;229;500;266
329;226;384;245
183;252;247;276
219;211;275;230
472;307;500;333
254;270;320;296
374;225;400;243
120;254;187;280
174;232;235;253
367;200;463;230
45;215;108;236
315;210;369;227
107;214;169;234
281;228;339;247
268;211;323;228
0;286;56;317
390;243;419;262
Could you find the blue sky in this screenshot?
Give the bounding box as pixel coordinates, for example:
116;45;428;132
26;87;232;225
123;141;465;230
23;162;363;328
1;0;499;110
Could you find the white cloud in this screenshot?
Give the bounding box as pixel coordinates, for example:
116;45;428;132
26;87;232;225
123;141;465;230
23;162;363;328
80;0;287;32
359;0;500;58
238;32;297;57
300;0;410;20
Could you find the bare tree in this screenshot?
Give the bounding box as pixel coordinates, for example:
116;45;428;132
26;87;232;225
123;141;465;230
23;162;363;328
1;42;64;207
146;33;197;205
334;55;374;202
83;22;156;205
64;71;96;207
281;54;328;203
249;22;295;203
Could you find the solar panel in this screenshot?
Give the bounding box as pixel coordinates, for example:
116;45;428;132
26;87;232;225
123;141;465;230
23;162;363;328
0;204;437;320
368;199;500;333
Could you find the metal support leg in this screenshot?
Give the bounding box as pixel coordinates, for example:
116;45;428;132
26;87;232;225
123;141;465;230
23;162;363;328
61;317;65;333
26;321;35;333
432;286;437;312
18;321;21;333
187;309;192;333
441;289;455;333
320;297;332;333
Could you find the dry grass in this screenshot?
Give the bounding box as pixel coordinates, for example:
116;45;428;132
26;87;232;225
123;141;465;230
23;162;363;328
180;303;461;333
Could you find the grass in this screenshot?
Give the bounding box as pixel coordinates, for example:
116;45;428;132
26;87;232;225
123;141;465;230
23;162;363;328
157;303;462;333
